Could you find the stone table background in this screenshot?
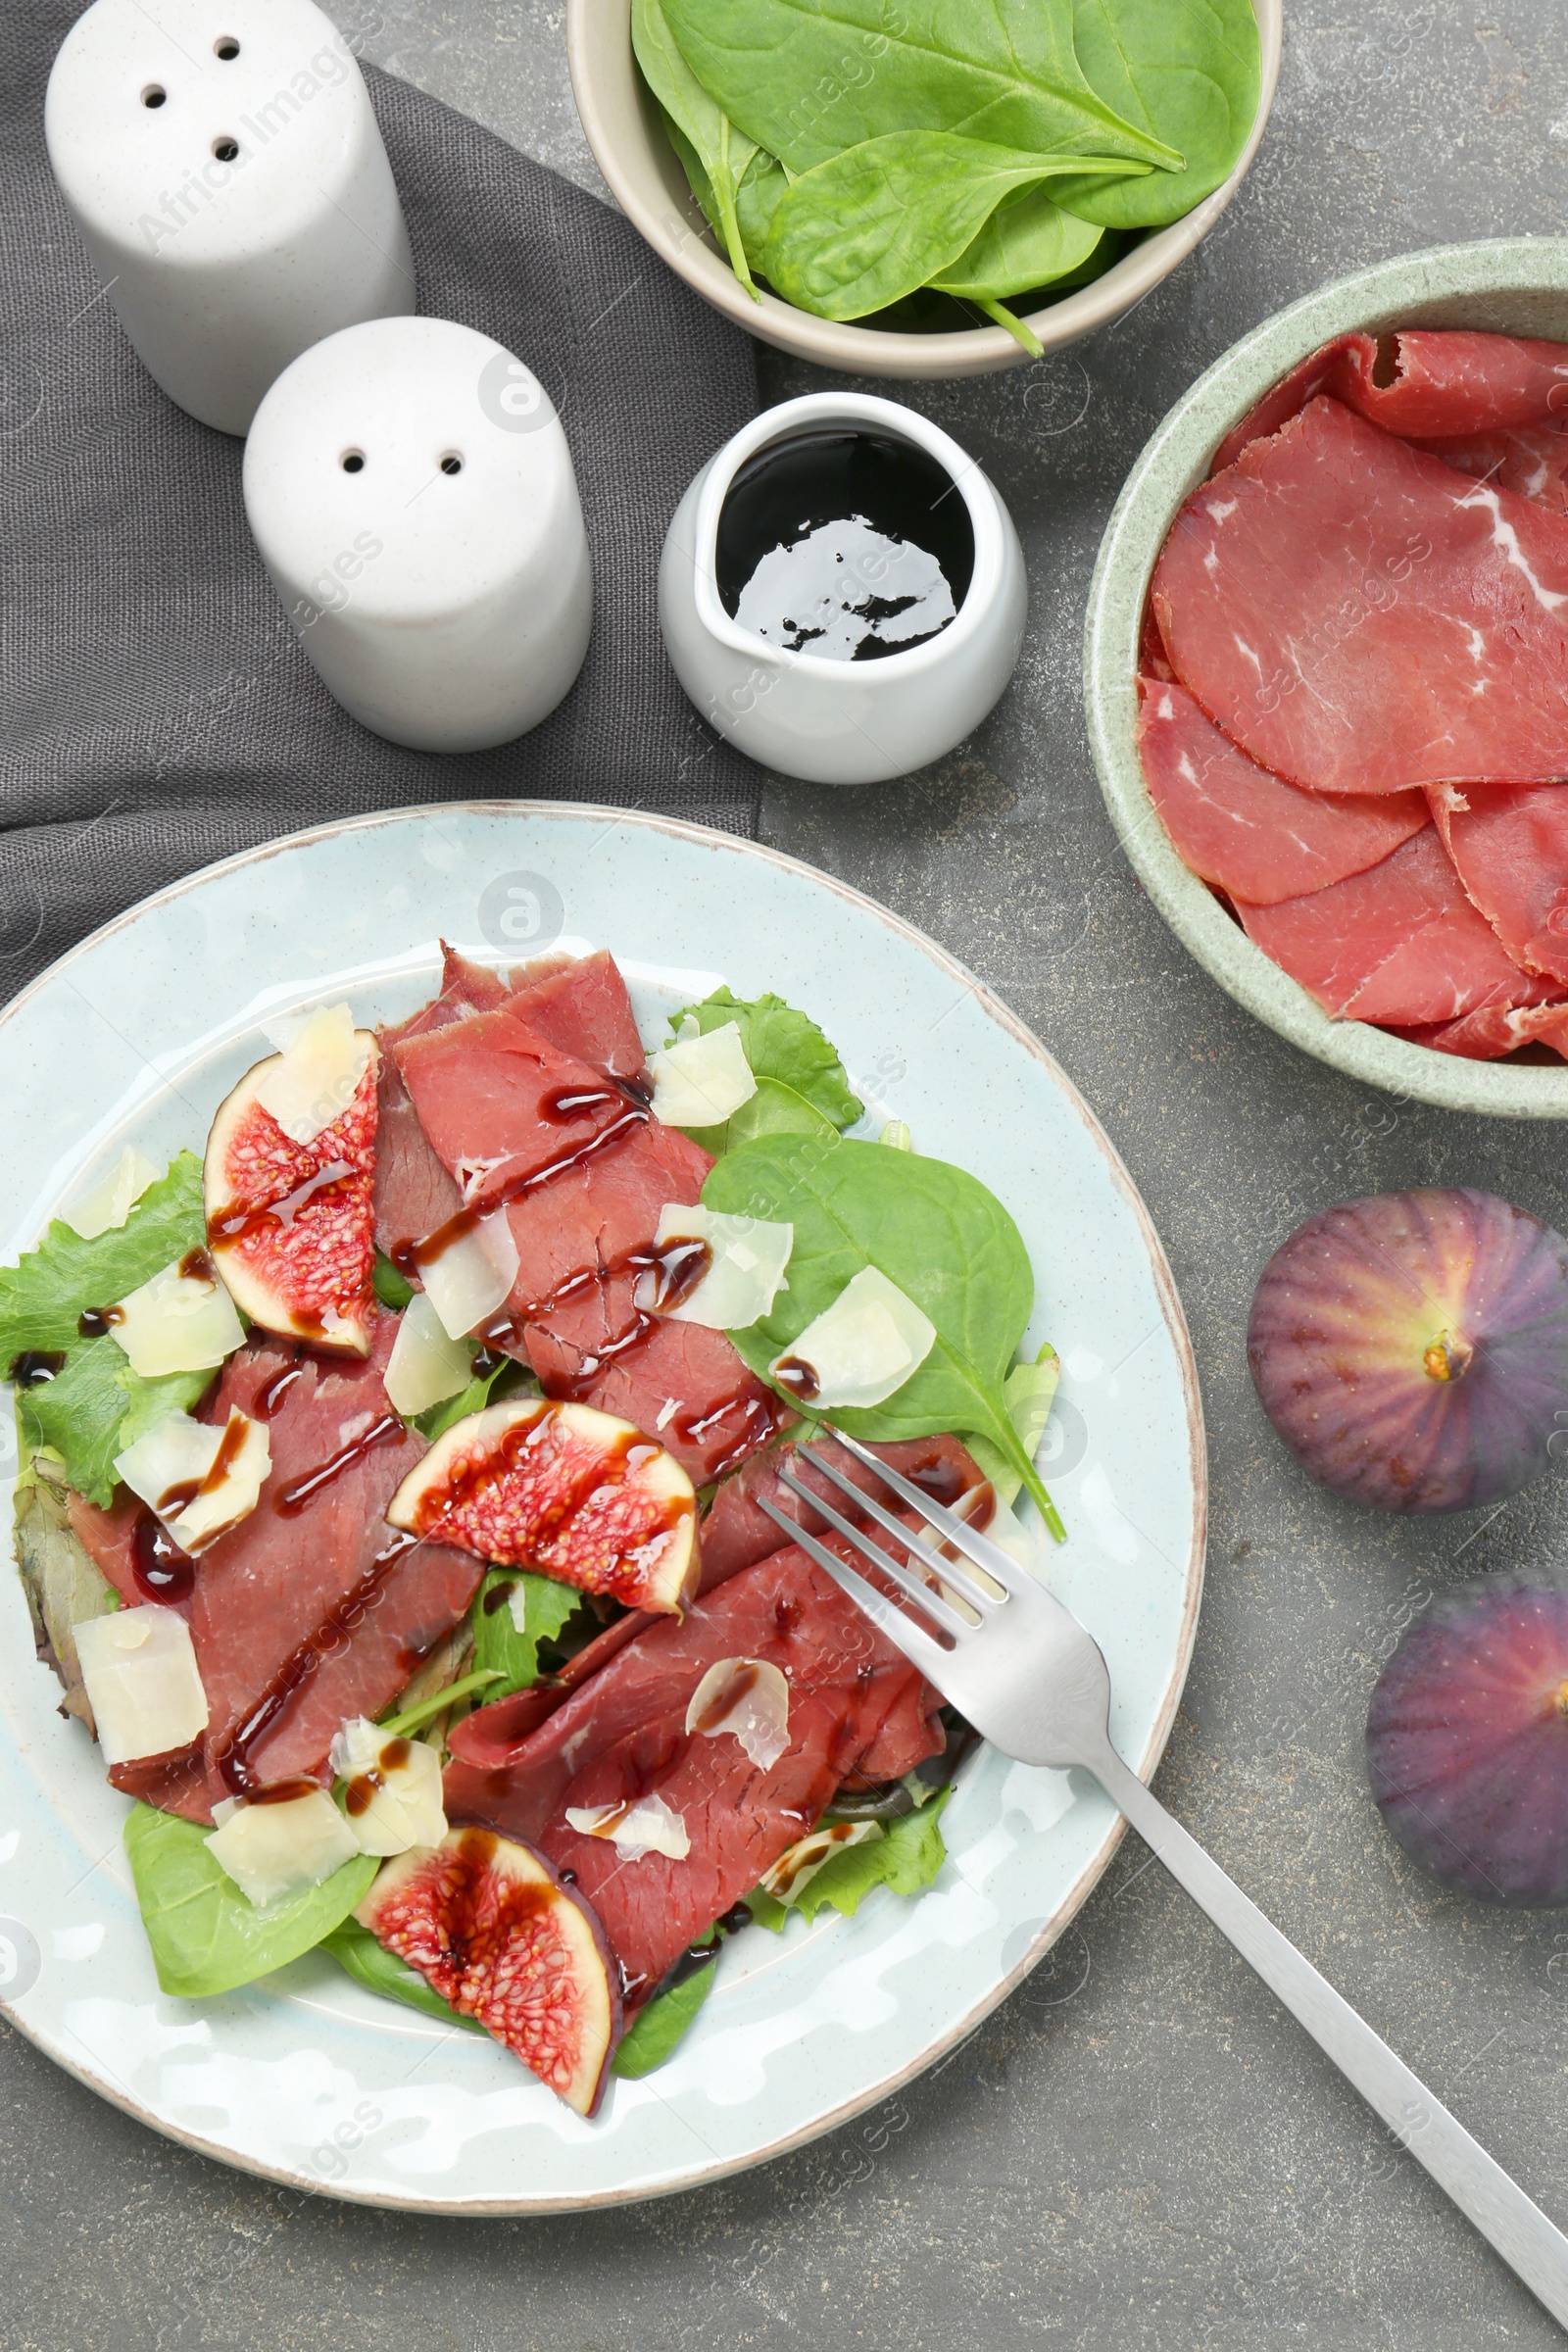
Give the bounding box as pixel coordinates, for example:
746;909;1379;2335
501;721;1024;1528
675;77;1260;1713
6;4;1568;2346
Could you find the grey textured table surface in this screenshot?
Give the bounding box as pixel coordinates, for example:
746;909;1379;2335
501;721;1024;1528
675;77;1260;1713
7;6;1568;2348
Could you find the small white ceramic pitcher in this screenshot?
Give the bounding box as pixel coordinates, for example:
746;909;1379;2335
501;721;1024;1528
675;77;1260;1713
659;392;1027;786
243;316;592;754
45;0;414;436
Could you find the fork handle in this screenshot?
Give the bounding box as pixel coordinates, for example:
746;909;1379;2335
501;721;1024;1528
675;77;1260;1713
1091;1743;1568;2327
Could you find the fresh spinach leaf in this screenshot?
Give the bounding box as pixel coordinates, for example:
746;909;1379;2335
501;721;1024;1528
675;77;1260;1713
669;987;861;1128
657;0;1181;178
692;1075;837;1159
749;1788;952;1929
965;1341;1061;1507
20;1345;212;1508
760;131;1139;319
373;1252;415;1309
469;1568;585;1700
933;184;1102;299
612;1956;716;2077
0;1151;206;1361
1050;0;1262;227
124;1803;377;1999
321;1918;487;2033
703;1134;1062;1535
633;0;761;295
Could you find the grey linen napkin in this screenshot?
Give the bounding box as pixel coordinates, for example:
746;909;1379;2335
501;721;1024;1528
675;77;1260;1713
0;0;762;1001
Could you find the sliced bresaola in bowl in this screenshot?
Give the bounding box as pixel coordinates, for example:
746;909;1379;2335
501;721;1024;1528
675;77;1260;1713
1137;675;1428;904
1152;395;1568;794
1425;423;1568;517
1393;1002;1568;1061
1233;825;1561;1025
1428;781;1568;985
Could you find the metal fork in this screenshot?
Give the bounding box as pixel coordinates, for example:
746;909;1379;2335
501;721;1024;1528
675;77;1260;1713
758;1430;1568;2330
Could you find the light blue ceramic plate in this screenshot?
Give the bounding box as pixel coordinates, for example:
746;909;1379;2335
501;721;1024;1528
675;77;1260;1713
0;806;1203;2211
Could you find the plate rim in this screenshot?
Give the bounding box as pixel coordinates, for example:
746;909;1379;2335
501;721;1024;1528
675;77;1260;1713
0;799;1207;2210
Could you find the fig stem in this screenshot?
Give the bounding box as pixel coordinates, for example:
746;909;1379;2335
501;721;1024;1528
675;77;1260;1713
1423;1330;1473;1383
378;1668;505;1739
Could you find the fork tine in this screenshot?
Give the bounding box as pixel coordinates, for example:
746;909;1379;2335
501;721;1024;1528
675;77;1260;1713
755;1494;955;1676
783;1446;1000;1614
815;1424;1034;1594
774;1464;974;1638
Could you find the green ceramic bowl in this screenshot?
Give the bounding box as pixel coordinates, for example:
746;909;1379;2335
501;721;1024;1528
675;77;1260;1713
1083;236;1568;1118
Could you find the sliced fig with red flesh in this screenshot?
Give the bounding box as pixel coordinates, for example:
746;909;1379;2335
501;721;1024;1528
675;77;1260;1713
1367;1570;1568;1905
1248;1189;1568;1512
205;1047;378;1354
386;1398;697;1611
357;1828;620;2112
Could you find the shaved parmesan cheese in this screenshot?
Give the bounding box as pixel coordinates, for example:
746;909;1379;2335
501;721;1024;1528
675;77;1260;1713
383;1292;472;1417
769;1266;935;1411
115;1407;270;1555
685;1656;791;1770
206;1788;359;1909
329;1716;447;1856
255;1003;375;1147
564;1792;690;1862
646;1021;757;1128
418;1210;519;1341
65;1146;161;1240
641;1202;793;1331
109;1254;245;1378
758;1820;882;1904
73;1606;209;1767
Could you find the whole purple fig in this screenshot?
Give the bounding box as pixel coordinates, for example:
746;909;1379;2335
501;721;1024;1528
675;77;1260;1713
1248;1189;1568;1512
1368;1571;1568;1905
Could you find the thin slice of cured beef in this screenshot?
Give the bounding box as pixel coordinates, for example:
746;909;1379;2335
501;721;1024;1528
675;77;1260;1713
503;950;646;1084
1394;1002;1568;1060
1425;422;1568;517
443;1534;944;2000
698;1431;989;1591
69;1487;190;1616
1153;396;1568;794
1333;330;1568;439
1208;333;1361;474
1428;781;1568;984
1233;825;1558;1024
394;1009;639;1212
372;945;509;1261
1138;675;1427;904
190;1317;481;1805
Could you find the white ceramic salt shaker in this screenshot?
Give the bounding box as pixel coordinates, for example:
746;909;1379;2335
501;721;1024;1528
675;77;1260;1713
242;316;593;753
660;392;1027;786
45;0;415;436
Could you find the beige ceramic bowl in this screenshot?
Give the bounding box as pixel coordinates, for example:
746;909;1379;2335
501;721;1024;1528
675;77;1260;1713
565;0;1282;382
1083;236;1568;1119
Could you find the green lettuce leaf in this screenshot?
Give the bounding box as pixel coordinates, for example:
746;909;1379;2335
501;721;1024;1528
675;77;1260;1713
965;1341;1060;1507
20;1344;212;1508
320;1918;486;2032
124;1803;377;1999
748;1788;952;1930
669;988;861;1130
612;1955;717;2078
468;1568;585;1700
0;1152;206;1359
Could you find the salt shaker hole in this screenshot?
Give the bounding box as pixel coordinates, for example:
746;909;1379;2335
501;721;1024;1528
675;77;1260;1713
440;453;464;476
141;83;166;107
214;36;240;58
212;134;239;161
341;450;366;473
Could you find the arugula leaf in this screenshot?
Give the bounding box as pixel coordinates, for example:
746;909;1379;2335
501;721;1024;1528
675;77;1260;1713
1050;0;1262;228
20;1346;212;1508
0;1151;206;1361
469;1568;585;1700
760;131;1139;321
703;1134;1062;1535
321;1919;487;2033
965;1342;1061;1508
657;0;1182;177
612;1957;717;2078
124;1803;377;1999
670;987;861;1130
750;1789;952;1929
414;1352;516;1442
633;0;761;295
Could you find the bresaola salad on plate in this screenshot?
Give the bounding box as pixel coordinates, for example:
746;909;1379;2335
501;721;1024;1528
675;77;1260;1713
1138;326;1568;1060
7;947;1063;2116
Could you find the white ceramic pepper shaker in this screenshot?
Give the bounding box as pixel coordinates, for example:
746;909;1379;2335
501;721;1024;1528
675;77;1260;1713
242;315;594;754
45;0;415;436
